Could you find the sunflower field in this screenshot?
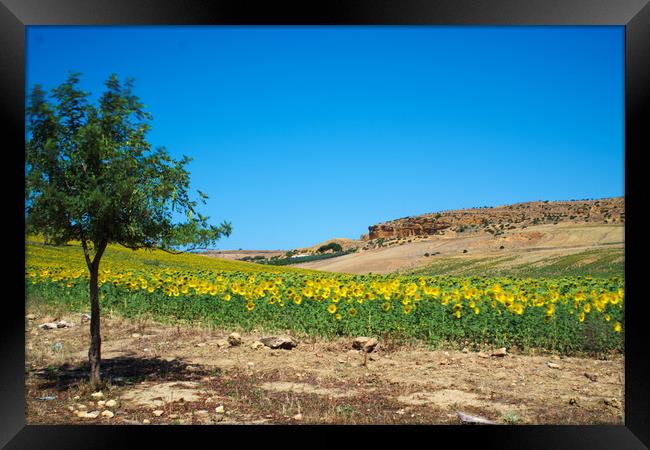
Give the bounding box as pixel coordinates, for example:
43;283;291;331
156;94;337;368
26;240;624;355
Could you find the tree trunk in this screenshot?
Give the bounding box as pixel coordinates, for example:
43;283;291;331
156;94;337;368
88;264;101;388
44;231;49;245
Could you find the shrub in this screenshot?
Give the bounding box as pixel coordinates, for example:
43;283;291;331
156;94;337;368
318;242;343;253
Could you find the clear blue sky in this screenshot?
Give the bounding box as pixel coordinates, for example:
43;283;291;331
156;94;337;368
26;26;624;250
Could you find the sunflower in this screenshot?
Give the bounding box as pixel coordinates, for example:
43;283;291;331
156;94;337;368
246;302;255;311
327;304;337;314
614;322;622;333
381;302;391;312
403;304;413;314
348;308;358;317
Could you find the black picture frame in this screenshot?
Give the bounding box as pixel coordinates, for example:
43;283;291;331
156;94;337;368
2;0;648;448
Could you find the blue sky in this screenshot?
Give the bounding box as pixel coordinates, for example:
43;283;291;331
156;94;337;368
26;26;624;250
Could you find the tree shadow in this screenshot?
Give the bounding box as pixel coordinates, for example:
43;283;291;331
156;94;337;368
34;356;214;391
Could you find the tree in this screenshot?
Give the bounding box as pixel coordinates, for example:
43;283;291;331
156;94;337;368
25;73;232;387
318;242;342;253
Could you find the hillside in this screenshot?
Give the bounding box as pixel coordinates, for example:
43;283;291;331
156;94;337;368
294;222;624;276
25;237;315;275
363;197;623;241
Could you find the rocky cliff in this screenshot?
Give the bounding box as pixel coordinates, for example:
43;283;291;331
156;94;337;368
366;197;624;241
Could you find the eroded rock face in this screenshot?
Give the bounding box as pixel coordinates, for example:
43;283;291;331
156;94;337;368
368;218;451;240
366;197;624;241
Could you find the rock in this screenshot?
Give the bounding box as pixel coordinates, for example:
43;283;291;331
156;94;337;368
73;395;80;400
97;400;106;407
152;399;164;407
462;347;469;353
26;314;36;320
131;333;142;338
363;338;379;353
169;414;179;419
105;399;117;408
83;410;100;419
215;405;224;414
247;362;254;369
457;411;497;425
250;341;265;350
292;413;303;421
584;373;598;382
91;391;104;399
78;404;88;411
215;339;230;348
152;410;164;417
67;406;75;412
477;352;490;358
195;410;209;415
39;322;58;330
121;419;140;425
185;365;199;372
604;398;621;409
142;419;151;424
57;320;73;328
352;337;372;349
547;362;561;369
491;348;507;357
196;343;206;347
228;332;242;346
81;313;91;322
101;410;114;418
260;336;297;350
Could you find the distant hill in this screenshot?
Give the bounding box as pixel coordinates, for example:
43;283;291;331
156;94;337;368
362;197;624;242
293;197;624;275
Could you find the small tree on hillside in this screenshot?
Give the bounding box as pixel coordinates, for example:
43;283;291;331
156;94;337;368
25;73;232;387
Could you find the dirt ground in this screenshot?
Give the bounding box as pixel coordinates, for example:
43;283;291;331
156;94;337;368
25;307;624;425
295;223;624;274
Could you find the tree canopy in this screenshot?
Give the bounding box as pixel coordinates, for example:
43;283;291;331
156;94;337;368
25;72;231;254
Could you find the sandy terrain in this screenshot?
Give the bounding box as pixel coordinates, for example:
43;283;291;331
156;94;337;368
25;309;623;425
294;223;624;274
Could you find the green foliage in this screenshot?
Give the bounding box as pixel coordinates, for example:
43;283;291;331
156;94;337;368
409;248;623;279
318;242;343;253
27;273;624;356
25;73;231;258
264;249;356;266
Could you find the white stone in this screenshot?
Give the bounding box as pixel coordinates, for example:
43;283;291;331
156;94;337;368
228;332;242;346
